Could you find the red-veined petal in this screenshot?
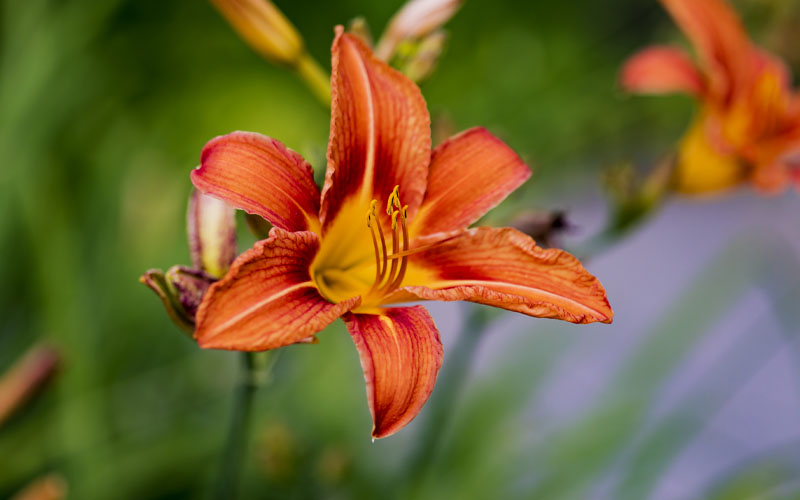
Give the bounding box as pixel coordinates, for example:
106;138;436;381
344;306;443;439
396;227;612;324
321;28;431;232
194;228;359;351
191;131;321;233
620;46;705;96
411;127;531;237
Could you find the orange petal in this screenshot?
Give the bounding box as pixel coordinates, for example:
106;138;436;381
620;46;705;96
191;131;321;233
194;228;359;351
321;28;431;231
411;127;531;237
343;306;443;439
397;227;613;324
660;0;753;98
748;135;800;193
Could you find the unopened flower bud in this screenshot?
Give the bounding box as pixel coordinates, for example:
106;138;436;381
396;30;448;83
375;0;463;61
140;266;215;335
0;343;60;427
211;0;305;66
347;17;373;48
166;266;215;319
188;189;236;279
10;473;67;500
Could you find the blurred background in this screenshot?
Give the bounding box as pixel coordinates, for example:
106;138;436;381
2;0;800;498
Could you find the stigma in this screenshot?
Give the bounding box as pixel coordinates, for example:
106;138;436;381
364;185;411;303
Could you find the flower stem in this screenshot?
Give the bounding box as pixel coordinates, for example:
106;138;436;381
294;52;331;107
406;305;492;480
215;351;259;500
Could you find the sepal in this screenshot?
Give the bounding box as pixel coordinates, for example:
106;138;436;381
140;266;216;335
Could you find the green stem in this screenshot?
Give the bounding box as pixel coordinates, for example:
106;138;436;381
294;52;331;107
214;352;259;500
406;305;492;481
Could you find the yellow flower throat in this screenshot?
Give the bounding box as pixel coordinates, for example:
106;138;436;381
312;186;419;311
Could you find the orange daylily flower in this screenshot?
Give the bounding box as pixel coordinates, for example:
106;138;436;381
621;0;800;194
191;27;613;438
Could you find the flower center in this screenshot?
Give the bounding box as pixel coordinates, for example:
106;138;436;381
312;185;420;310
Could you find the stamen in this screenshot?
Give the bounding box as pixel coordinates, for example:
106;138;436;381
386;185;400;215
364;187;423;303
381;209;401;292
366;202;383;288
367;199;389;294
389;205;410;290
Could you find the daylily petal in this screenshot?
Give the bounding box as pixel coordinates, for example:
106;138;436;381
395;227;613;324
343;306;443;439
191;131;321;233
660;0;753;98
748;132;800;193
321;28;431;231
187;189;236;278
195;228;360;351
411;127;531;237
674;115;744;194
620;46;705;96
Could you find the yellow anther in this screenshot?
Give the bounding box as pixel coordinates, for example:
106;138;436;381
366;200;379;227
402;204;408;219
386;185;401;215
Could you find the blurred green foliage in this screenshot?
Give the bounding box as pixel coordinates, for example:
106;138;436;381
2;0;799;499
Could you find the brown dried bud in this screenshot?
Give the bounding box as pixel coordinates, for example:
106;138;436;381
140;266;215;335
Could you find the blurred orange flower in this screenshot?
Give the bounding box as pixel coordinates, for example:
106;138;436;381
621;0;800;194
191;27;612;438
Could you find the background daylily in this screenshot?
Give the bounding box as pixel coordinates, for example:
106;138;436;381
191;28;613;438
620;0;800;194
